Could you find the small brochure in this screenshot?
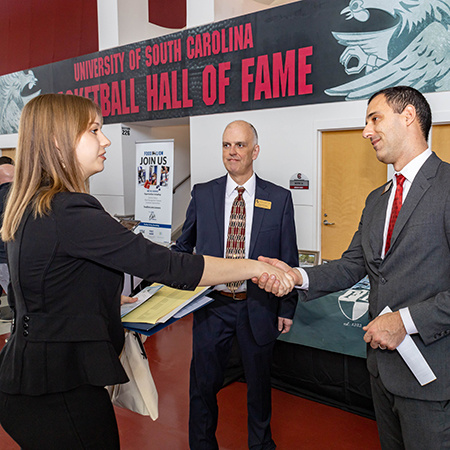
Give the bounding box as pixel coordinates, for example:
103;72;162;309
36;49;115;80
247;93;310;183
122;284;212;325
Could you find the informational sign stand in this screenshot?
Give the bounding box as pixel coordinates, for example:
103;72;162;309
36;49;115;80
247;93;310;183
135;140;174;245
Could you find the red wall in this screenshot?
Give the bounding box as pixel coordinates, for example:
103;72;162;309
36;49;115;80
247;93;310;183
0;0;98;76
149;0;186;29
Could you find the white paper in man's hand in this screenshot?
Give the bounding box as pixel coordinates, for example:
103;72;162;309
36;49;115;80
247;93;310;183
380;306;436;386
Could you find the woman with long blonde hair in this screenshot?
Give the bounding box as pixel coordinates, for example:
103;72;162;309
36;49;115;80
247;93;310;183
0;94;292;449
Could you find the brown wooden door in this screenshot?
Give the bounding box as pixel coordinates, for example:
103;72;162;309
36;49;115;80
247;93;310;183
0;149;16;162
431;124;450;163
321;130;387;261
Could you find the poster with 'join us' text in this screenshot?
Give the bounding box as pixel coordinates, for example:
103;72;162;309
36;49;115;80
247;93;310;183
135;140;174;245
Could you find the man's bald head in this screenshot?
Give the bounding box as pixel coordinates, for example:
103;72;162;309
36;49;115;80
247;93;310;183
222;120;260;185
0;164;14;185
223;120;258;146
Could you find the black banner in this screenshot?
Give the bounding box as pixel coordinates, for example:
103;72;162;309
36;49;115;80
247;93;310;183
1;0;448;132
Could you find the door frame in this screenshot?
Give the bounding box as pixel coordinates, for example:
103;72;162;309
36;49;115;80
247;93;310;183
313;113;450;262
313;116;389;262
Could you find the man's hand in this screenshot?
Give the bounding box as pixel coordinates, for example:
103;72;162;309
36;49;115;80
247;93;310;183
251;256;302;295
278;317;293;334
363;311;407;350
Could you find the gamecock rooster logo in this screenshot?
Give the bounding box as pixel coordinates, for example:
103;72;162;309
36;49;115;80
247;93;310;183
326;0;450;99
0;70;41;134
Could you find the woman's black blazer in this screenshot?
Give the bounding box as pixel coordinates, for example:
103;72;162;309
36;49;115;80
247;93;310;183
0;192;204;395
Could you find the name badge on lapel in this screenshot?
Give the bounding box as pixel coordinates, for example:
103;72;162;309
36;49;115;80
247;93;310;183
255;199;272;209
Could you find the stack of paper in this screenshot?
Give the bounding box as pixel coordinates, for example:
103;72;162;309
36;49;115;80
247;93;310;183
122;284;212;329
121;284;163;318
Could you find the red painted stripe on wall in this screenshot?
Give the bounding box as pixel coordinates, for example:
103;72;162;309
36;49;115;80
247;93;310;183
148;0;186;29
0;0;98;76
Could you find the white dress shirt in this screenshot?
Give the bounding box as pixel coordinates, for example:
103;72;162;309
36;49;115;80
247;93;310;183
381;148;432;258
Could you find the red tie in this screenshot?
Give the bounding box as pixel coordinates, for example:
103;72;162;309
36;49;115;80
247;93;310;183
225;187;246;293
385;174;406;254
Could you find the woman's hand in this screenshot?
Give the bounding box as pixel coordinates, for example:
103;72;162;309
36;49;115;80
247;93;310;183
120;295;138;306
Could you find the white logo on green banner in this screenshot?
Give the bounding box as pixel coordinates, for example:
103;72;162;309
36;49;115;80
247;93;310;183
338;289;369;321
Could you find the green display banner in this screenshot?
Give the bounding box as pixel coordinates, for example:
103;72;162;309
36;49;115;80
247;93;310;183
279;277;370;358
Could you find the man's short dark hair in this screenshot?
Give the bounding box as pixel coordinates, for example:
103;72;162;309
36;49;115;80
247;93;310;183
0;156;14;165
368;86;432;142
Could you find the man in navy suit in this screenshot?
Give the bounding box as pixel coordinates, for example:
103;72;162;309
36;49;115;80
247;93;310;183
173;120;298;449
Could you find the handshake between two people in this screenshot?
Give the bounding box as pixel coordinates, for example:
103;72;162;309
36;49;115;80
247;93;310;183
251;256;303;296
200;255;303;297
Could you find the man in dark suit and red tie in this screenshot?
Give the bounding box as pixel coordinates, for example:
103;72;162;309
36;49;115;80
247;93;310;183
257;86;450;450
173;120;298;449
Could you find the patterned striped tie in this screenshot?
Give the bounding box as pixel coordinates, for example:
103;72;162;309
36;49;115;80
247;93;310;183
226;187;246;294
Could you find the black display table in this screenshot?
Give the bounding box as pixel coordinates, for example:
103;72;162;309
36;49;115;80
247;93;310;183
271;340;374;419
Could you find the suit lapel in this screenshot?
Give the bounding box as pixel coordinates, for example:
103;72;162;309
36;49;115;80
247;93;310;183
385;153;439;256
369;182;391;261
213;176;226;256
249;176;268;259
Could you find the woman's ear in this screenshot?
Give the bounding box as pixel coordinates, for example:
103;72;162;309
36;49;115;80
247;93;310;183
54;138;66;169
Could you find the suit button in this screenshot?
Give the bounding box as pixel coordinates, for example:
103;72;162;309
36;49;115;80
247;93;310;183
23;315;30;322
182;284;187;289
23;330;29;337
380;278;386;284
23;322;29;329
